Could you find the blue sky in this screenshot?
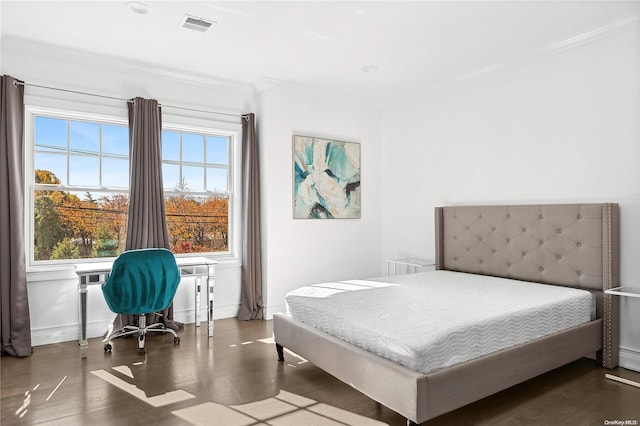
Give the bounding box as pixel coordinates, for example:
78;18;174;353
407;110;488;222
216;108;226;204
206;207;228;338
34;116;229;195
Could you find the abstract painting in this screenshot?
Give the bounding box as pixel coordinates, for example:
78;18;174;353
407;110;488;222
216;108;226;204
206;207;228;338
293;135;361;219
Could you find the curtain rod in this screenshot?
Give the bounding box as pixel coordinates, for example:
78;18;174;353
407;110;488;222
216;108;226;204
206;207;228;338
14;80;248;120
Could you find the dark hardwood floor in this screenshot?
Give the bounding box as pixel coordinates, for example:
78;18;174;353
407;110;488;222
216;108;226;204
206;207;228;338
1;319;639;425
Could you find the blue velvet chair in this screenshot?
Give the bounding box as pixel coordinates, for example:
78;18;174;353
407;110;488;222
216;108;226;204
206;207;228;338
102;248;181;355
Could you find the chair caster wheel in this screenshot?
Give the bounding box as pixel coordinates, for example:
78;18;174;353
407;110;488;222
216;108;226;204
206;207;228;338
174;336;180;344
104;343;112;352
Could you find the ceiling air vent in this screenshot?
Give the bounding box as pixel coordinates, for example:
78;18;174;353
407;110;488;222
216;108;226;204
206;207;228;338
180;15;216;33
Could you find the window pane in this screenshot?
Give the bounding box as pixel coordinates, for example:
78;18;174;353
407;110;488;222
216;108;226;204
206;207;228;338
162;131;180;161
182;133;204;163
35;116;67;153
33;189;128;261
183;165;205;192
102;158;129;188
102;125;128;156
69;155;99;186
70;121;100;155
35;153;67;185
206;135;228;165
31;112;236;263
163;163;180;190
207;167;228;192
165;195;228;254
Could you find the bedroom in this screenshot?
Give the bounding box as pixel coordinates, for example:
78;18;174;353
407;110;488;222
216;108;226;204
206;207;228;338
1;1;639;425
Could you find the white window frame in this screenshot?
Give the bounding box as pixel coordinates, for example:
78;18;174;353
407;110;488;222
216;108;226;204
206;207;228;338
24;105;242;269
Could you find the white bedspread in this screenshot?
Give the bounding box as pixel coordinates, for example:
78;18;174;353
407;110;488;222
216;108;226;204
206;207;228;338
284;270;592;374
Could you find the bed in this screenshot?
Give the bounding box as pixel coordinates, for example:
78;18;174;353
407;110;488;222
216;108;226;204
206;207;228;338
272;203;620;425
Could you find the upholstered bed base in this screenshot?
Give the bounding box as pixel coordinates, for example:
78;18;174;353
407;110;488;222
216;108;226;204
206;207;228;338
273;203;619;424
274;313;602;423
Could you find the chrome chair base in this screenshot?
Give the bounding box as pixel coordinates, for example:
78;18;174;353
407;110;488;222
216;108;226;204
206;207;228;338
103;314;180;355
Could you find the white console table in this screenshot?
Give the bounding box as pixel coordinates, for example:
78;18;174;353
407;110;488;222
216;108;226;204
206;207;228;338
604;286;640;389
387;258;435;276
75;256;216;358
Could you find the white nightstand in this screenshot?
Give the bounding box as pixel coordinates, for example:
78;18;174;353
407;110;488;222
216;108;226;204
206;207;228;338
604;286;640;389
387;258;435;276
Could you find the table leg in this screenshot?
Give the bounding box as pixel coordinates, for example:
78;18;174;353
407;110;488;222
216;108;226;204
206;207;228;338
207;264;215;337
78;278;88;359
194;275;201;327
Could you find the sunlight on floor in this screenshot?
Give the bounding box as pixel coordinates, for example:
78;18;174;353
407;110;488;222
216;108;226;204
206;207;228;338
172;390;387;426
89;339;388;425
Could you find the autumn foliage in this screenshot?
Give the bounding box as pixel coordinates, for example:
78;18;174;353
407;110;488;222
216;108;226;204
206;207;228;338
34;169;229;261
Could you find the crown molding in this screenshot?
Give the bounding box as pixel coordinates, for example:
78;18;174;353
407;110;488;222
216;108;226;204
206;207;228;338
383;11;640;108
2;35;255;97
253;77;380;111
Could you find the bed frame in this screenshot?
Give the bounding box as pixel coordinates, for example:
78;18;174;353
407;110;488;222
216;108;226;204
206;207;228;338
273;203;619;425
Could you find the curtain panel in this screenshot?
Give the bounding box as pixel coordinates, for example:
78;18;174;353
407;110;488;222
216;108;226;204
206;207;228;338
0;75;32;357
113;97;180;332
238;113;264;320
126;97;170;250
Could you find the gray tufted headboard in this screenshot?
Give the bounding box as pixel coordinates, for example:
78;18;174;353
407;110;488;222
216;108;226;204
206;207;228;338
434;203;620;368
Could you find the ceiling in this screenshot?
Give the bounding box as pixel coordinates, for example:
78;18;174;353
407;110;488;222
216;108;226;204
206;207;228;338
2;1;640;102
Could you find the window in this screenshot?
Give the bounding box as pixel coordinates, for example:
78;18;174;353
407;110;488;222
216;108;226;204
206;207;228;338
161;126;233;255
27;107;238;265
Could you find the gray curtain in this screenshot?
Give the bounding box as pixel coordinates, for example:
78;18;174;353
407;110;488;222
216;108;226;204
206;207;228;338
0;75;32;357
126;97;170;250
112;97;180;331
238;113;264;320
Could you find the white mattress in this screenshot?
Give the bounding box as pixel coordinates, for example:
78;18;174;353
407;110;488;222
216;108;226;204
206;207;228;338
284;270;593;375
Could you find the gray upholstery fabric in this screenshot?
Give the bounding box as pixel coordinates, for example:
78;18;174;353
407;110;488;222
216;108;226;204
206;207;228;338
274;313;601;423
274;203;620;423
435;204;613;290
435;203;619;368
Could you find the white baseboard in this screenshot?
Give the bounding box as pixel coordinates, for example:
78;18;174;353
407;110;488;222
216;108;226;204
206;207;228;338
619;346;640;373
265;303;286;320
31;304;241;347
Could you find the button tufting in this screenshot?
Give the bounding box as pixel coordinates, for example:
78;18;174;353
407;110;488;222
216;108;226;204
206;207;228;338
539;267;544;272
466;226;469;230
506;238;511;243
492;249;497;254
558;229;563;233
577;242;582;247
522;227;527;232
507;214;511;219
507;263;511;267
577;271;582;276
578;215;582;219
557;255;562;260
539;240;544;245
539;214;544;219
492;226;496;231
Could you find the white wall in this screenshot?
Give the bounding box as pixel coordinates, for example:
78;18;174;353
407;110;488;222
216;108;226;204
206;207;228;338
3;19;638;374
380;25;640;371
257;82;384;317
2;36;385;345
2;36;252;345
